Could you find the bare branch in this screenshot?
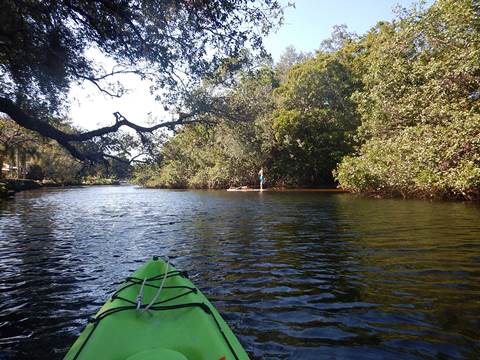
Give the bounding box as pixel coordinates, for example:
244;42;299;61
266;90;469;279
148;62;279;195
82;77;123;97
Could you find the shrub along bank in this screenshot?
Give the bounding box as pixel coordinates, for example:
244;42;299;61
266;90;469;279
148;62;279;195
136;1;480;200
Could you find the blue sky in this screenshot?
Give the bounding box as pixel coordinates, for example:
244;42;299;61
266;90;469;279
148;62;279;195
265;0;430;61
71;0;431;129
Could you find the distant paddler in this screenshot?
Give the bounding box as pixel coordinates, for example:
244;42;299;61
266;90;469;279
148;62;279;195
258;167;266;191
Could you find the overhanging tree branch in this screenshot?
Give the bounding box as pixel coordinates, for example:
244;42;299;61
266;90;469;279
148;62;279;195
1;0;283;164
0;97;204;162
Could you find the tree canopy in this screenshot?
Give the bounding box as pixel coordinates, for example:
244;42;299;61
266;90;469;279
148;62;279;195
335;0;480;199
134;0;479;199
0;0;283;162
134;41;360;188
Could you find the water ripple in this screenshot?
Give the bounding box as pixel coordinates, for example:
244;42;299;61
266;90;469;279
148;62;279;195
0;186;479;359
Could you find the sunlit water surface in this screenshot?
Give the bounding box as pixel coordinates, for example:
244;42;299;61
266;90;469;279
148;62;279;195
0;186;479;359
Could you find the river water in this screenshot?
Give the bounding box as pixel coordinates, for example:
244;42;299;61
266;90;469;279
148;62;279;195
0;186;479;359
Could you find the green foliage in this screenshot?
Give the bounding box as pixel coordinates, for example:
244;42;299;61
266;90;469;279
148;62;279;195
275;45;312;83
31;141;83;184
0;116;131;184
335;0;480;199
335;119;480;199
136;48;361;188
354;0;479;138
137;121;264;189
0;182;8;198
82;177;120;186
0;0;284;163
136;0;479;199
1;0;283;111
271;53;361;185
134;66;278;189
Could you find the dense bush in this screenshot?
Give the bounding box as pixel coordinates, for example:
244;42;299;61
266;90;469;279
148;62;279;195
335;0;480;199
271;53;361;185
335;120;480;199
134;121;265;189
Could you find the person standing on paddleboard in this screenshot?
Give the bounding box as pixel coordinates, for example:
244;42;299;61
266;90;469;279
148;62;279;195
258;167;266;191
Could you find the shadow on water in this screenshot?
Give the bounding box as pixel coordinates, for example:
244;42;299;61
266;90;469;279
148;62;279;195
0;187;479;359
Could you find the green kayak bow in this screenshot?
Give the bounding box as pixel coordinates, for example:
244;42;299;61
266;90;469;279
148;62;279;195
65;257;249;360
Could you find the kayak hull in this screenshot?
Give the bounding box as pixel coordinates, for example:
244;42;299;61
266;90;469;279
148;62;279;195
65;258;249;360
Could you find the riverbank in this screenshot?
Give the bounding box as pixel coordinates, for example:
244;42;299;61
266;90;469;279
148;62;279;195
226;187;348;193
0;179;41;198
142;184;478;200
0;178;122;198
0;182;14;198
141;182;349;193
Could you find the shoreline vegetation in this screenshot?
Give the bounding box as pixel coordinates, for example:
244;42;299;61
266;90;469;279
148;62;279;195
0;179;350;198
226;187;348;193
1;1;479;201
0;117;131;197
2;179;477;202
0;178;121;199
132;1;479;201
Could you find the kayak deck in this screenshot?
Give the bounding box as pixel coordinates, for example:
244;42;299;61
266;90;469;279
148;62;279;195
65;258;249;360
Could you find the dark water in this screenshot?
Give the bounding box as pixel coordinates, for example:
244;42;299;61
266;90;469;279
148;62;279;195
0;186;479;359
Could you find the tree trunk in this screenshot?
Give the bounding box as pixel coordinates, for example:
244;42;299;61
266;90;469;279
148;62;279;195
16;148;20;179
0;154;4;179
